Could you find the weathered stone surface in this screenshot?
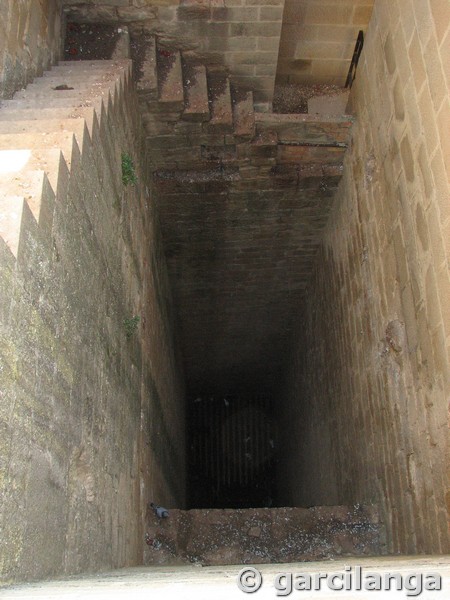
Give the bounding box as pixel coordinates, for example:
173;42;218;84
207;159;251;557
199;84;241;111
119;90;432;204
278;0;450;557
277;0;374;86
308;90;350;115
1;1;448;586
118;5;158;20
206;73;233;132
157;46;184;107
182;62;210;121
0;0;62;99
278;144;346;165
255;113;353;144
131;32;158;92
0;59;186;584
63;5;118;22
232;88;255;139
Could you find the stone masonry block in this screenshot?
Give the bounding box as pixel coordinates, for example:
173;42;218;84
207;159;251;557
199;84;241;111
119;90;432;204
310;59;349;82
94;0;128;5
424;35;448;112
383;33;397;75
430;0;450;44
418;84;440;155
213;6;259;20
295;40;346;60
226;36;258;50
178;3;211;19
254;63;278;76
227;51;278;65
305;2;353;25
353;5;373;25
117;6;158;20
245;0;284;5
408;31;427;94
259;6;284;21
257;36;281;51
436;99;450;182
229;22;282;36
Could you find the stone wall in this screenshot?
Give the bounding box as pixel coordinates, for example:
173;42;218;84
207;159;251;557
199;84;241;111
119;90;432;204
175;0;285;106
0;0;63;98
0;62;185;583
277;0;374;85
278;0;450;555
62;0;285;106
137;37;353;395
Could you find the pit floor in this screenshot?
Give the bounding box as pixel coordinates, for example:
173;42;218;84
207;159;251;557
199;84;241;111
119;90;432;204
1;557;448;599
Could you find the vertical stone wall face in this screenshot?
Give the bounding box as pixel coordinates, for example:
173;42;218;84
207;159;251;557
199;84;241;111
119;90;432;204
176;0;285;105
279;0;450;555
0;0;63;98
0;65;185;582
277;0;374;85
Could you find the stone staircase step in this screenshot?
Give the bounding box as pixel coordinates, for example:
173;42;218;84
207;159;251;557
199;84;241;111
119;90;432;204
12;78;118;101
0;170;55;237
0;96;105;116
53;60;127;69
134;35;157;93
43;65;126;77
0;196;33;258
0;130;77;149
182;63;210;122
0;132;78;177
255;113;353;146
0;59;131;263
232;88;255;140
2;97;98;109
0;118;83;135
278;145;346;169
156;45;184;109
206;73;233;133
0;147;70;204
0;108;78;121
45;65;110;73
22;76;117;92
43;61;130;85
1;174;61;262
0;107;97;137
308;90;350;116
0;120;89;161
42;68;121;80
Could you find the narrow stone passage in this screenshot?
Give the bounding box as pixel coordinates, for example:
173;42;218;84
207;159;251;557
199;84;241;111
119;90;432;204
0;0;449;587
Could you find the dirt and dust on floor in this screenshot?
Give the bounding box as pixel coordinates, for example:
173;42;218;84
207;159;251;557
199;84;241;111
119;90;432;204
273;82;346;113
143;505;382;567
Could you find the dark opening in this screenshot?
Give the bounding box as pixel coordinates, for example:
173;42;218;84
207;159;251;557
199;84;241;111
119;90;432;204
64;22;121;61
187;393;277;508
